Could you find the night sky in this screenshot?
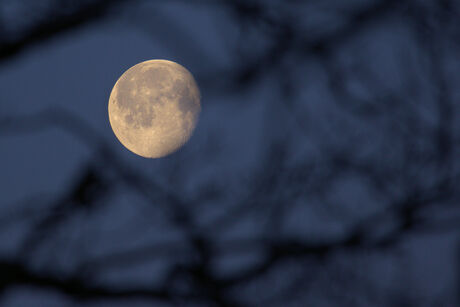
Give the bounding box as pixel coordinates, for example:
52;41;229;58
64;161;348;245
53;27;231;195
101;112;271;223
0;1;459;306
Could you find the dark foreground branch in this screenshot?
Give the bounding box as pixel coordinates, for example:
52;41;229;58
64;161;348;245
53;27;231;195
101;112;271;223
0;259;172;302
0;0;128;62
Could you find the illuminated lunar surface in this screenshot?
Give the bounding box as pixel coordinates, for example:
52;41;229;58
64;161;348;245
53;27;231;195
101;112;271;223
108;60;201;158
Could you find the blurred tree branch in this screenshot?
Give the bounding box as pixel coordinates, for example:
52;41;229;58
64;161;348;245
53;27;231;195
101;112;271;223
0;0;459;306
0;0;129;62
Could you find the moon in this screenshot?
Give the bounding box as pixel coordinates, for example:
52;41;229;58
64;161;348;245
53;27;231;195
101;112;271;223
108;60;201;158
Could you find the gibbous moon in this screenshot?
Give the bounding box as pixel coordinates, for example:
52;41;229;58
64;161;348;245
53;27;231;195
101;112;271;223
108;60;201;158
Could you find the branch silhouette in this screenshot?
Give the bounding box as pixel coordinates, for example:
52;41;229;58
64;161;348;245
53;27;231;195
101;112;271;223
0;0;459;306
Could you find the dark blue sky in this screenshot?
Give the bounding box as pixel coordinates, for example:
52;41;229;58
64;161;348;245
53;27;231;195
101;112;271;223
0;1;459;306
